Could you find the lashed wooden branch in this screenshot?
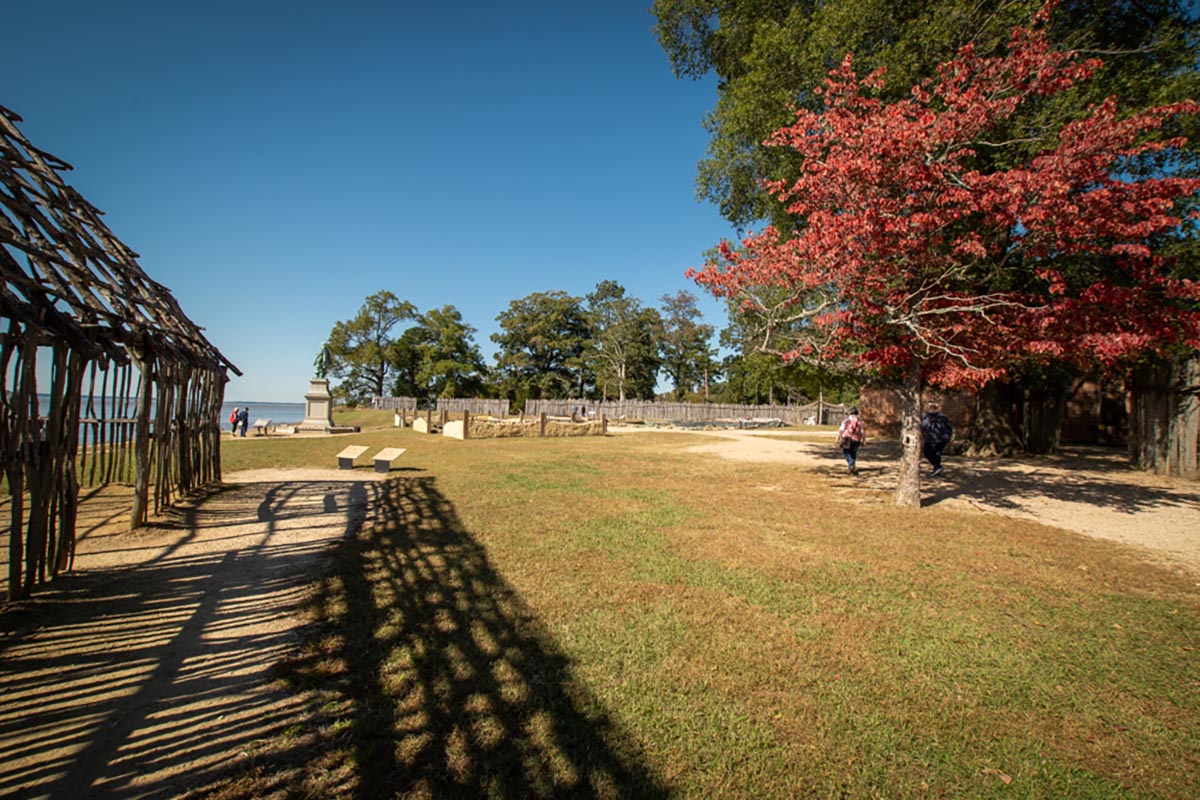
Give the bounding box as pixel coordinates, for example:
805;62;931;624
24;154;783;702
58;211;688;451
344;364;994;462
2;107;238;601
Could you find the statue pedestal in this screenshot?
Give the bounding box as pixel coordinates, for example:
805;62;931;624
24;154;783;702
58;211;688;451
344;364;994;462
298;378;335;431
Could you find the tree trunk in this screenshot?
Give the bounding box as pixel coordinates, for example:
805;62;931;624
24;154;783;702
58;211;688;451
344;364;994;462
894;363;923;508
1023;383;1067;455
965;382;1023;456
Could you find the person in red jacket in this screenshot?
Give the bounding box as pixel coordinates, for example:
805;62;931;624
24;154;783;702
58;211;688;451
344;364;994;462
837;407;866;475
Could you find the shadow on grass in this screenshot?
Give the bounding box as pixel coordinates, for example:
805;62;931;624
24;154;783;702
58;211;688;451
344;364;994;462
826;440;1200;516
0;474;665;799
283;476;668;799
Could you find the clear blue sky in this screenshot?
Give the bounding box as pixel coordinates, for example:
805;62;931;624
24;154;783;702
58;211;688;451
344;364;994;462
5;1;738;402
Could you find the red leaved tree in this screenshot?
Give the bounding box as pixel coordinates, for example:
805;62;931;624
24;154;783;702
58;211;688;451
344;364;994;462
688;7;1200;507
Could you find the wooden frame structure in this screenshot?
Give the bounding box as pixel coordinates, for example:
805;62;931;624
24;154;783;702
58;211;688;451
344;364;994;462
1;106;239;601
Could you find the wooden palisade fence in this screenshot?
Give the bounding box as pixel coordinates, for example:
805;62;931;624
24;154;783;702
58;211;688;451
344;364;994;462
372;396;511;417
1128;355;1200;480
373;396;847;426
1;106;238;601
523;398;849;427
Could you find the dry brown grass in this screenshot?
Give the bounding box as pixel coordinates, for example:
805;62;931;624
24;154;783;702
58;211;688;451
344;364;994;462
10;413;1200;798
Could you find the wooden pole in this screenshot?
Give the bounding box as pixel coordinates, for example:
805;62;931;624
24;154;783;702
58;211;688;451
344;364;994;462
5;334;36;601
52;347;85;574
130;354;154;530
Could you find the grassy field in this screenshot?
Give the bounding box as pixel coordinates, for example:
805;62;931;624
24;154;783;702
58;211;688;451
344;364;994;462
211;410;1199;799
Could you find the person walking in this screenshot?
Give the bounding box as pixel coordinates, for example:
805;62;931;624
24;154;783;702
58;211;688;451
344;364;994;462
920;402;953;476
229;407;239;436
837;406;866;475
237;406;249;437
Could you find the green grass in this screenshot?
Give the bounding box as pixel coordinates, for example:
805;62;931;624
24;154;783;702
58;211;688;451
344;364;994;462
208;414;1199;798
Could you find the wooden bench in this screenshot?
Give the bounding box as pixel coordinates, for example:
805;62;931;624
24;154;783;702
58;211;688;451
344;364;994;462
253;419;272;436
336;445;369;470
372;447;406;473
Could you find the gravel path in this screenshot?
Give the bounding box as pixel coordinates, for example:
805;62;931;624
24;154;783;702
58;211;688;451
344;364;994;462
0;470;385;800
614;426;1200;574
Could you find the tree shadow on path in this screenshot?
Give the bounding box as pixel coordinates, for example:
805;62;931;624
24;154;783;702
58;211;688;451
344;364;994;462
823;439;1200;517
812;438;1200;569
0;478;368;800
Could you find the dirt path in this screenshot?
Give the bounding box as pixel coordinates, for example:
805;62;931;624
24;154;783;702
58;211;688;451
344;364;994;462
614;426;1200;574
0;470;387;800
2;432;1197;798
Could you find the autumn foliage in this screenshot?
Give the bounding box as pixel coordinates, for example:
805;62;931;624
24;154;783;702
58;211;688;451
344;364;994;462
688;7;1200;391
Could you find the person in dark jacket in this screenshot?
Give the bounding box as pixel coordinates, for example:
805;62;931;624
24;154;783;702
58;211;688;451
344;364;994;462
920;403;953;476
237;406;249;437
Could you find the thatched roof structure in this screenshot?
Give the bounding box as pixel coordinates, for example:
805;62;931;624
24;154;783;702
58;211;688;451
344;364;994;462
1;105;239;600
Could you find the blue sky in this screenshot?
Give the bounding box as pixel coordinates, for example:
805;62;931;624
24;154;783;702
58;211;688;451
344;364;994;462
5;1;738;402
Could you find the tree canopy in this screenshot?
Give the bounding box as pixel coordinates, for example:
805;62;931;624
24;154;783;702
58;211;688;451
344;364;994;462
492;291;590;402
658;290;718;399
655;0;1200;229
584;280;663;401
390;306;488;399
689;8;1200;505
325;290;417;404
324;283;856;406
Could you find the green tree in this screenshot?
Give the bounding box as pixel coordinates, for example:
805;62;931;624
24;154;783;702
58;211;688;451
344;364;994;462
492;291;589;403
325;290;417;404
389;306;489;399
719;296;856;404
584;281;663;401
414;305;488;398
658;290;715;400
389;325;426;398
655;0;1199;230
623;310;666;400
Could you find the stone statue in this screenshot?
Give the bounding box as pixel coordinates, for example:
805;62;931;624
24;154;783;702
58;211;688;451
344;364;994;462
313;345;332;379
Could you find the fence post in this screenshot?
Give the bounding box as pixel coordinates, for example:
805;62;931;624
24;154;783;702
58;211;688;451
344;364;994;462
463;409;470;440
602;413;608;435
539;412;547;437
